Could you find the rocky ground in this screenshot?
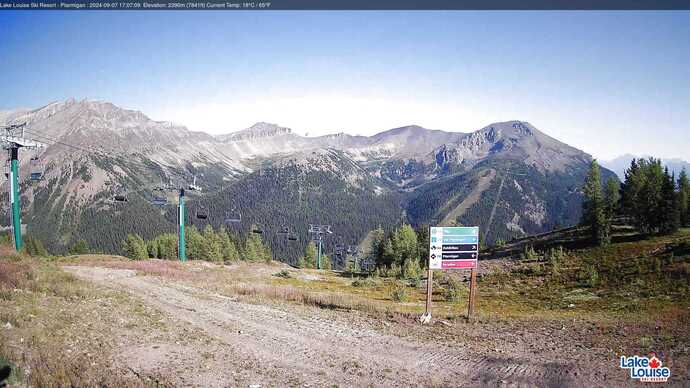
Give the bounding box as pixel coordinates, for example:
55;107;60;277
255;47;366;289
1;252;688;387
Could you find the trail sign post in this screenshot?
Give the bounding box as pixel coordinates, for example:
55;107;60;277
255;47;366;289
423;226;480;323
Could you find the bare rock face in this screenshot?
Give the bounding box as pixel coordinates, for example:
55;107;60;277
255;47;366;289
1;98;615;253
429;121;590;174
218;122;292;142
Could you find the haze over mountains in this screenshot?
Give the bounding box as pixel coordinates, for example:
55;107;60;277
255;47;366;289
602;154;690;180
0;99;616;263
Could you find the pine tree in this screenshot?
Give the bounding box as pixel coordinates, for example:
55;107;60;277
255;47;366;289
415;225;429;268
155;233;178;260
582;160;608;245
262;240;273;263
659;168;680;234
202;225;223;262
604;177;620;220
69;239;90;255
402;257;422;280
320;254;332;270
382;239;396;267
620;158;642;217
302;240;318;268
370;226;386;267
24;235;48;257
642;159;665;233
218;227;239;261
146;240;158;258
244;233;266;262
185;226;204;260
620;158;665;234
123;234;147;260
678;169;690;226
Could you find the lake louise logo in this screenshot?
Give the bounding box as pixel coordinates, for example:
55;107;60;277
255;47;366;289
620;353;671;383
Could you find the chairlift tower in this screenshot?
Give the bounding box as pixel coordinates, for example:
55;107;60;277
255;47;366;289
308;224;332;269
178;188;186;261
1;123;44;251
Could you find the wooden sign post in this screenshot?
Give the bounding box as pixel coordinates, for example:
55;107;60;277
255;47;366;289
467;267;477;321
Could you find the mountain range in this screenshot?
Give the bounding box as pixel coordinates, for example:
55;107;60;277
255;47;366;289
0;99;617;265
602;154;689;180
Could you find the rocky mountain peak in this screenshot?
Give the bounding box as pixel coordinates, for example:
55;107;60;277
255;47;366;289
219;122;292;142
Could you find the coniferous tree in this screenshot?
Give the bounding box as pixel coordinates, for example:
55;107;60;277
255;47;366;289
620;158;642;217
604;177;620;221
69;239;90;255
218;227;239;261
146;240;158;258
381;239;396;267
678;169;690;226
659;168;680;234
123;234;147;260
202;224;223;262
320;253;332;270
185;226;204;260
582;160;608;245
155;233;178;260
244;232;267;262
415;225;429;268
262;240;273;263
301;240;318;268
603;177;620;240
620;158;682;235
24;235;48;257
640;159;665;233
370;226;386;267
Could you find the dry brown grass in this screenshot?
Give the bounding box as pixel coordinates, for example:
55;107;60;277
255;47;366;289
230;282;394;314
0;244;15;257
0;260;30;290
60;255;193;280
0;256;164;387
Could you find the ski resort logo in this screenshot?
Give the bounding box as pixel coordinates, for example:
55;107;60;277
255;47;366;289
620;352;671;383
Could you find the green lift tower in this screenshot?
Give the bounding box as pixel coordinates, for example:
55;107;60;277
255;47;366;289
1;123;44;252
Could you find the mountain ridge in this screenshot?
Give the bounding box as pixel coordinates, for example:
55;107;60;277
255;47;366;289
0;98;616;259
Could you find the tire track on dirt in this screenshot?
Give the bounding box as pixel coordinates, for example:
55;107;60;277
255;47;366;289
65;266;596;387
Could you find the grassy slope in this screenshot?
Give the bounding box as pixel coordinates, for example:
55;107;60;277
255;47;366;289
1;228;688;383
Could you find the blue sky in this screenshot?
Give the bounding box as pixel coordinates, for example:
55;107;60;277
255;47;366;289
1;11;689;160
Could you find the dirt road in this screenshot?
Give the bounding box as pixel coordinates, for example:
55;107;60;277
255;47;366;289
65;266;611;387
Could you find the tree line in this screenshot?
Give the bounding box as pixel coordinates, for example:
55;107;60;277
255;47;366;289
122;224;272;262
122;224;336;269
368;223;428;280
582;157;690;246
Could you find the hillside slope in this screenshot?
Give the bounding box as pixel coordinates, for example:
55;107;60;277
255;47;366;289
1;99;617;257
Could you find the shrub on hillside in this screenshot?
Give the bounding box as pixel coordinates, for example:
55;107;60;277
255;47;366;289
351;277;377;288
390;282;409;302
402;258;422;280
578;264;600;287
445;277;461;302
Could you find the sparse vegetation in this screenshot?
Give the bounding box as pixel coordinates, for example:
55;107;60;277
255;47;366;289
389;282;409;302
444;277;461;302
274;269;291;278
351;277;377;288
